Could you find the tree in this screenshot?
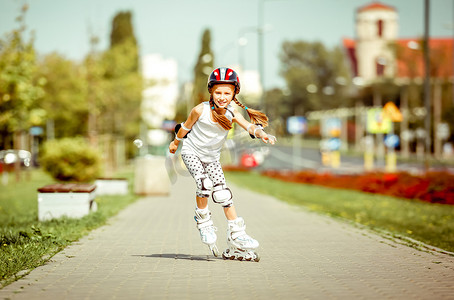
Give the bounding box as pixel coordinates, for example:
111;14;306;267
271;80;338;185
279;41;352;114
36;53;88;138
97;11;142;165
263;88;292;137
0;4;44;149
264;88;292;123
0;4;44;182
104;11;141;137
109;11;138;72
192;29;214;105
99;40;142;137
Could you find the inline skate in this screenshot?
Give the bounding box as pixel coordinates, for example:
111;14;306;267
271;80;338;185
222;217;260;262
194;207;219;257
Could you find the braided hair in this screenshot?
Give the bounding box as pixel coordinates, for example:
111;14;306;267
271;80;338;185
232;98;268;128
209;97;233;130
209;96;269;131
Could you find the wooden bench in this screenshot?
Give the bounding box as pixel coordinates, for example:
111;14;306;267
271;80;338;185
37;183;97;221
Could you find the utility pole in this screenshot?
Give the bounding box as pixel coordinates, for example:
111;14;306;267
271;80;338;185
423;0;431;167
258;0;265;112
452;0;454;106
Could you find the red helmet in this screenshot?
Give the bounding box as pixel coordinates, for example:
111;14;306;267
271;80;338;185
207;67;240;94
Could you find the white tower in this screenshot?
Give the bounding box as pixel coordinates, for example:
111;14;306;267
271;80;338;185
355;2;398;82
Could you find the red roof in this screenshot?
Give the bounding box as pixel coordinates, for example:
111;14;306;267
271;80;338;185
358;1;395;13
396;38;453;78
342;38;358;77
342;37;454;79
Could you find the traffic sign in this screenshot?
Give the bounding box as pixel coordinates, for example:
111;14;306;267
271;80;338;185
327;138;341;151
384;134;400;148
287;116;307;135
383;102;403;122
322;118;341;137
367;108;392;134
30;126;43;136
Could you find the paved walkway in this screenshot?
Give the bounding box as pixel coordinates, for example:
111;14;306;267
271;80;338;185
1;172;454;299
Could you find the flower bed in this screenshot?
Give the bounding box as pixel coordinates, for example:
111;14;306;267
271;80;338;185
261;170;454;205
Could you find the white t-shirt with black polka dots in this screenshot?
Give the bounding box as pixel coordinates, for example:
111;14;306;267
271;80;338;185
181;101;233;163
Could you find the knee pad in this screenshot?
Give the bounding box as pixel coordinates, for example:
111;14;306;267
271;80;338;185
195;174;213;198
212;183;233;207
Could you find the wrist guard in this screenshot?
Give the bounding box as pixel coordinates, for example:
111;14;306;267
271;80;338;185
249;124;263;139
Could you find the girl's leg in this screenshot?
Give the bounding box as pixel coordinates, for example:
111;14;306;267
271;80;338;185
182;154;219;256
223;205;237;221
181;154;212;205
196;196;208;209
199;195;237;220
203;160;238;220
202;161;259;261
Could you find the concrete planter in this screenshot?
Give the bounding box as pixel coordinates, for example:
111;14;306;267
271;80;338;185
134;156;170;195
37;184;97;221
94;178;128;195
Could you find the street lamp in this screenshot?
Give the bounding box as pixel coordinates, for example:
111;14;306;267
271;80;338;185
423;0;431;165
258;0;265;112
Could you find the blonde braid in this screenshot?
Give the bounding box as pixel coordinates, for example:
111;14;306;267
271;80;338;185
233;98;269;128
209;98;233;130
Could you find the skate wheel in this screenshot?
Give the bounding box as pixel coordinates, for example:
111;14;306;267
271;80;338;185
253;252;260;262
222;249;233;260
210;245;219;257
222;253;232;260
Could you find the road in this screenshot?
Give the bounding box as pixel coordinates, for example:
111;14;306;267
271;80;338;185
239;144;454;174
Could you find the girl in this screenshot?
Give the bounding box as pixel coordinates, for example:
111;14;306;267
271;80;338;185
168;67;275;261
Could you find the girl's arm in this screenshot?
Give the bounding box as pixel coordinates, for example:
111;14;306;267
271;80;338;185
169;104;203;153
233;109;276;145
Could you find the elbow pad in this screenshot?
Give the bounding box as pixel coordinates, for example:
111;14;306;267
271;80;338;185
174;123;191;138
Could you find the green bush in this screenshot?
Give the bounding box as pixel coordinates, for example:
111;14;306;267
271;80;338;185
40;137;102;182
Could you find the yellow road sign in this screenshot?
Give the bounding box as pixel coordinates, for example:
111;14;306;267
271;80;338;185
383;102;403;122
367;108;392;134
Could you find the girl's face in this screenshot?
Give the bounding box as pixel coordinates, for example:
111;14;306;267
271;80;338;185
212;84;235;109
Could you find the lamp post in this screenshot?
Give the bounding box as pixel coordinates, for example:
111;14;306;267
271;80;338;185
423;0;432;166
258;0;265;112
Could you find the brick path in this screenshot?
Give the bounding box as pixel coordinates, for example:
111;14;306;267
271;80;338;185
1;173;454;299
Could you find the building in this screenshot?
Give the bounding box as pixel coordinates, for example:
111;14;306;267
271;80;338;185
141;54;179;146
342;1;454;158
343;1;453;83
141;54;179;129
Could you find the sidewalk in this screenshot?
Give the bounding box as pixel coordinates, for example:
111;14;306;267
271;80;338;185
1;172;454;299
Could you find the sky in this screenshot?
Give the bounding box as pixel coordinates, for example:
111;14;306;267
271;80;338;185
1;0;453;89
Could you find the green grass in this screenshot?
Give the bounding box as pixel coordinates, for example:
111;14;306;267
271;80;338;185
0;168;138;287
226;171;454;253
